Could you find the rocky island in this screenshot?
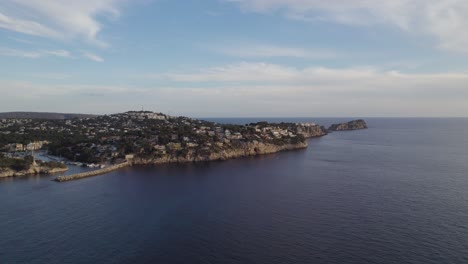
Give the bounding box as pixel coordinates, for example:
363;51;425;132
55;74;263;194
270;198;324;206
0;111;364;181
328;119;368;131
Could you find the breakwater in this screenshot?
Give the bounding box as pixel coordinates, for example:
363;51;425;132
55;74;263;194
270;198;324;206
54;162;130;182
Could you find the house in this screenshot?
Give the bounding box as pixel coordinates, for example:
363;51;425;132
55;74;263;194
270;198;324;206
167;142;182;150
15;144;24;151
186;142;199;148
153;145;167;154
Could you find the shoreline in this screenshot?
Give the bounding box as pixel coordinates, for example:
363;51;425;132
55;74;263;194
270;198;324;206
54;141;308;182
0;166;68;178
3;119;366;182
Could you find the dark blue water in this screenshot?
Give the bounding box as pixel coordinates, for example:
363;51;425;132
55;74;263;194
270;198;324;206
1;118;468;264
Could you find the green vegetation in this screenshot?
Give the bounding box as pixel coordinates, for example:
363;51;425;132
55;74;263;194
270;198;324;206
40;161;67;169
0;154;33;171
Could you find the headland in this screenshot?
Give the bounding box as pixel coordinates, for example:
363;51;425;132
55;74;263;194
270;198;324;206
0;111;366;181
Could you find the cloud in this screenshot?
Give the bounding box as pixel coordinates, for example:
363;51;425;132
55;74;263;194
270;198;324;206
0;0;123;46
82;51;104;62
0;47;72;59
0;47;103;62
146;62;297;82
213;43;338;58
98;62;468;116
0;12;60;38
225;0;468;54
43;50;72;58
145;62;378;83
1;68;467;117
1;61;467;116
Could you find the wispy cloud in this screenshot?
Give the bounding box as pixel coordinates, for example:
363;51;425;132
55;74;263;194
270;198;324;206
0;47;72;59
43;49;72;58
128;61;468;116
2;65;468;117
152;62;468;90
145;62;376;83
81;51;104;62
225;0;468;54
0;0;124;47
0;12;60;38
213;43;338;59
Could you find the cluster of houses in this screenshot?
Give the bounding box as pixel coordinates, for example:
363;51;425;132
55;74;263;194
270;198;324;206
0;111;324;164
122;111;166;120
3;141;50;152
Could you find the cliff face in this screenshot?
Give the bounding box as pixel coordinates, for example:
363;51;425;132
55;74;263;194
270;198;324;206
0;166;68;178
132;142;308;165
299;125;328;138
328;119;367;131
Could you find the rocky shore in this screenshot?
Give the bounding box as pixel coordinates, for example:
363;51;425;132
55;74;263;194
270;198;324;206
54;142;308;182
1;116;366;182
0;166;68;178
132;141;308;165
54;119;367;183
328;119;368;131
299;125;328;138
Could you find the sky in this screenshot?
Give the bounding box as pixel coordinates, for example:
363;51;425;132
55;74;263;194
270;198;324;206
0;0;468;117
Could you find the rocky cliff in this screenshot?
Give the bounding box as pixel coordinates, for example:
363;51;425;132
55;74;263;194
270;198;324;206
299;125;328;138
328;119;367;131
132;142;308;165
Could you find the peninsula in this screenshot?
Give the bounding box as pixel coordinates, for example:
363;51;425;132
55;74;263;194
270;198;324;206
0;111;365;181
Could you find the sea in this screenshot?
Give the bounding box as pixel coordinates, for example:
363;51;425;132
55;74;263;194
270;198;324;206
1;118;467;264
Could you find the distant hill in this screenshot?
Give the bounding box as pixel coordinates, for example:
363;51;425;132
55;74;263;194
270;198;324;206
0;112;97;120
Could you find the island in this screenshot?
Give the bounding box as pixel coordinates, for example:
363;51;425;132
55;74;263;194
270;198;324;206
0;111;364;181
328;119;368;131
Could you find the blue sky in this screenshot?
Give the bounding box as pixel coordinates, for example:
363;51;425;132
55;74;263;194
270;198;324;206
1;0;467;117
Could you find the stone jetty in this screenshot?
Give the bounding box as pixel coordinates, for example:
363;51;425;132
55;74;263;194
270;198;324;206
54;162;129;182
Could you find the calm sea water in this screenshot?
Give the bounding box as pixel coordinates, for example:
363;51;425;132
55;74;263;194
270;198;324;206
1;118;468;264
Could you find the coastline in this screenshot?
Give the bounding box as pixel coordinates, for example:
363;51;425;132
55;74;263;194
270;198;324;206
1;118;366;182
54;141;308;182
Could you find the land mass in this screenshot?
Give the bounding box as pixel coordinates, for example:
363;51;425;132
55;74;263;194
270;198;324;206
0;111;365;180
